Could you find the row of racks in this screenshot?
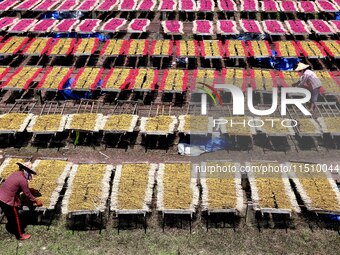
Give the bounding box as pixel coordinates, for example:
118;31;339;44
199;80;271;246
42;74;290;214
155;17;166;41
0;0;338;14
0;37;339;59
0;67;339;95
0;18;339;37
1;99;340;151
0;158;339;232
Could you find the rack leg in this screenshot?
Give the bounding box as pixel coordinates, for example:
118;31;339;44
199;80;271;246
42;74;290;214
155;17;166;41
99;213;103;234
47;210;56;231
82;214;86;230
72;216;76;234
162;214;165;232
117;216;120;234
0;211;5;224
244;203;249;226
206;213;209;232
90;214;94;230
125;133;129;152
256;213;261;233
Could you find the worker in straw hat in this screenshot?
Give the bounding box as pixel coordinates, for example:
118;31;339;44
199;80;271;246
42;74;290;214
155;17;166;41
0;161;43;240
292;62;321;112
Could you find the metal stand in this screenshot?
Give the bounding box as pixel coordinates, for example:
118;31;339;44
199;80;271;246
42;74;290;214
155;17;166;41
162;212;192;233
70;211;104;234
117;213;147;234
205;211;238;232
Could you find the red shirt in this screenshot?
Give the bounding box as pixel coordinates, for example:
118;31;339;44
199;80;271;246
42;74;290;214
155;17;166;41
0;171;36;207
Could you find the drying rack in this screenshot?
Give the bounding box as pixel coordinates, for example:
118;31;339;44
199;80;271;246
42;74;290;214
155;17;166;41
286;105;322;150
27;101;67;135
102;100;139;133
0;66;42;92
178;102;214;135
0;99;36;149
65;99;104;147
246;160;299;217
141;103;177;151
158;161;197;233
246;160;299;231
251;104;296;152
219;103;255;151
28;101;68;149
65;163;113;233
315;102;340;149
141;102;175;135
199;161;244;231
112;162;156;234
286;160;340;233
101;101;139;150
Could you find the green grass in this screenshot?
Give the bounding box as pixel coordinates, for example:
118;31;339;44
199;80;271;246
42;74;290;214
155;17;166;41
0;218;339;255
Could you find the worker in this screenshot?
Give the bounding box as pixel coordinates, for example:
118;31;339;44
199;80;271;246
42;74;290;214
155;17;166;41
0;162;43;240
292;62;322;112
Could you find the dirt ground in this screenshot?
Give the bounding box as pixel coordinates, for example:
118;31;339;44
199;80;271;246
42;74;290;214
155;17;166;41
2;143;340;170
0;217;339;255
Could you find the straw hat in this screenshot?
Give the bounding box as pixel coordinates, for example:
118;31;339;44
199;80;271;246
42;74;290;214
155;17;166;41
17;161;37;175
294;62;310;72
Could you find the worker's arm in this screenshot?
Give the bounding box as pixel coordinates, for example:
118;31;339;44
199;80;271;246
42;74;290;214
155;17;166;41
291;81;299;87
295;73;308;88
19;178;38;203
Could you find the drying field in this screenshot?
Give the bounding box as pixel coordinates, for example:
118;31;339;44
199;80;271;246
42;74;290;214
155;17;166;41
0;0;340;254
